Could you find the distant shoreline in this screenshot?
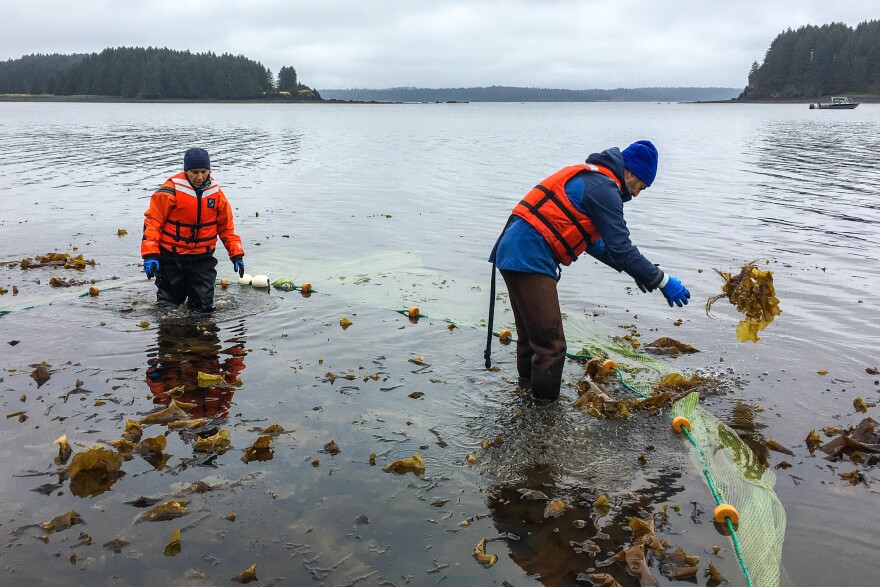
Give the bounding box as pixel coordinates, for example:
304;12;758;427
2;93;878;105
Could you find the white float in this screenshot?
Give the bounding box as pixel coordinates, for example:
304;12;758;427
238;273;253;285
251;274;270;288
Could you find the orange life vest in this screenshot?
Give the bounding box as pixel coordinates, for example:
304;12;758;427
142;171;244;258
511;164;621;265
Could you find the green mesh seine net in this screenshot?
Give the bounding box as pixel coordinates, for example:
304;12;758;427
271;252;786;587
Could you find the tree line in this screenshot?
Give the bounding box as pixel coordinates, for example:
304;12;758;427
0;47;321;100
739;20;880;99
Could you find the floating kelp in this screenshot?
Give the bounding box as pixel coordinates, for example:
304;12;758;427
67;446;125;498
662;546;700;578
168;417;211;430
805;429;823;453
122;419;143;442
766;439;794;456
54;434;72;464
584;358;613;384
232;563;258;583
655;373;709;395
140;401;191;425
594;494;611;516
135;435;167;456
544;499;567;518
706;562;727;583
706;261;781;342
248;423;285;435
42;510;83;533
138;500;189;522
197;371;225;386
604;515;668;586
49;276;90;288
854;397;871;413
163;528;181;556
383;452;425;474
643;337;699;356
19;252;95;271
323;440;341;455
194;430;231;454
30;363;51;387
242;435;273;463
820;418;879;465
473;537;497;566
109;438;136;454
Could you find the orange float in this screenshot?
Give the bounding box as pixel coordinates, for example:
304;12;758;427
602;359;618;372
671;416;692;432
713;503;739;525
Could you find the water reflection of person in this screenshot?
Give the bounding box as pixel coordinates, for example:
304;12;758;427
145;320;246;419
484;401;685;586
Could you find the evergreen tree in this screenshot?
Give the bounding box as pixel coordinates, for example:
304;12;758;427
277;66;297;92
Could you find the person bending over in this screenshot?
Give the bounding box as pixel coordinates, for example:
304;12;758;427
487;140;690;401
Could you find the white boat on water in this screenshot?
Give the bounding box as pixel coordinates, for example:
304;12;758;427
809;96;859;109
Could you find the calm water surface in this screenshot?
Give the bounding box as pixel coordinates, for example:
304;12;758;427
0;102;878;586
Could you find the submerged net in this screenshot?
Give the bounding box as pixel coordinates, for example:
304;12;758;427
270;251;786;587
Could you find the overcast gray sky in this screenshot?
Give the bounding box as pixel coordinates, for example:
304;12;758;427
2;1;877;90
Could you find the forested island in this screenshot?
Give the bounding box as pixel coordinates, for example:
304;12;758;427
739;20;880;100
0;47;321;101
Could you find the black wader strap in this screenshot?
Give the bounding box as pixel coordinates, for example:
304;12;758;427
485;216;513;369
484;260;497;369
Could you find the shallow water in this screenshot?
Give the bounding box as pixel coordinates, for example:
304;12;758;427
1;102;879;586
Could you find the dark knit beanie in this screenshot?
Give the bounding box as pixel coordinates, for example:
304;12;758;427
622;140;658;186
183;147;211;170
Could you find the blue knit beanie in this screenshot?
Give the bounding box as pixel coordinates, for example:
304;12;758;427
183;147;211;171
621;140;658;186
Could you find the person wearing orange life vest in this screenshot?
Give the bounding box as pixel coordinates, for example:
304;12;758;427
486;140;690;401
142;148;245;313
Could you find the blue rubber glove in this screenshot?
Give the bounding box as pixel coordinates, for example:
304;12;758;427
143;259;159;280
586;238;605;256
660;275;690;307
231;256;245;278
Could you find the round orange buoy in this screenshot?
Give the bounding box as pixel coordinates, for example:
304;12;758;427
220;279;228;289
88;286;100;297
602;359;618;372
407;306;420;317
671;416;692;432
499;329;512;343
713;503;739;525
300;283;312;293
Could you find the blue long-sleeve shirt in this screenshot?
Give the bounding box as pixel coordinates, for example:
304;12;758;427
490;147;664;289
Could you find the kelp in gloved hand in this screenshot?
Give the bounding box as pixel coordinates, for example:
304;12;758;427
706;261;781;342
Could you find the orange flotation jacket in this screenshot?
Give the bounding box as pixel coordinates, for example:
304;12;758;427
511;164;621;265
142;172;244;258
